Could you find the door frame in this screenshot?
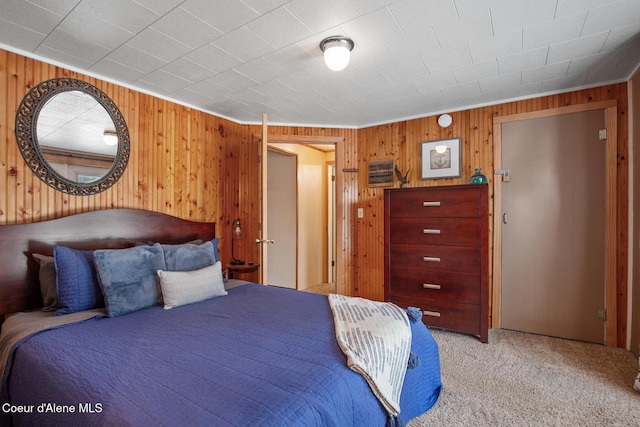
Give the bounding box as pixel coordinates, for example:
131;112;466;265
492;100;618;347
325;161;336;284
257;117;344;292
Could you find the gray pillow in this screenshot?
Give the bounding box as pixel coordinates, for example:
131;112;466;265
94;244;167;317
157;262;227;309
33;253;58;311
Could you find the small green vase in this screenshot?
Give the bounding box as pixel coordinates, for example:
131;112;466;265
469;168;488;184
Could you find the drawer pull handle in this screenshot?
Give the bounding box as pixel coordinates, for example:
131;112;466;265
423;310;441;317
423;283;441;290
423;256;441;262
423;229;441;234
423;201;441;207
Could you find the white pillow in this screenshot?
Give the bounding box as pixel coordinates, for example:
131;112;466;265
157;262;227;309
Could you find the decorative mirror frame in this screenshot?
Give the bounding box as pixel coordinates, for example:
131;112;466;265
15;78;130;196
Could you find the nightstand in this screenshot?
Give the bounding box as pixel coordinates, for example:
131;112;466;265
226;263;260;279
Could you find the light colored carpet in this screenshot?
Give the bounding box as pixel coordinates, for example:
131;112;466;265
408;328;640;426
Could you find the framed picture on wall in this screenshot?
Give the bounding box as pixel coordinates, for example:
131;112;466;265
367;159;395;187
420;138;461;179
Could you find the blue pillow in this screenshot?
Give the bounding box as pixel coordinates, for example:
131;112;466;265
53;246;104;316
94;244;167;317
211;237;221;264
210;237;226;282
162;238;220;271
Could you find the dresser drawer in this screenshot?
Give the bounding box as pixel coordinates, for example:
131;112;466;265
391;296;481;336
389;269;479;303
389;217;480;246
388;188;480;218
390;244;480;275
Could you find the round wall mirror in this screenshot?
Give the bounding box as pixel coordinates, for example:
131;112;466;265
15;78;130;195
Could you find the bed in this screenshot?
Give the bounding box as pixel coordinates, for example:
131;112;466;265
0;209;442;426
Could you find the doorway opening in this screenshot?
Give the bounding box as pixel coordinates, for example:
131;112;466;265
257;129;345;294
266;141;337;294
327;162;336;285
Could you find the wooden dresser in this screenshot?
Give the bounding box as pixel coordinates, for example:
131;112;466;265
384;184;489;343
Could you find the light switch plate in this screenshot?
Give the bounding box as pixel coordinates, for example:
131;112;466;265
357;208;364;218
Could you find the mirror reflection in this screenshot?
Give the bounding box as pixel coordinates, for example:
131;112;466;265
15;78;130;196
37;91;117;183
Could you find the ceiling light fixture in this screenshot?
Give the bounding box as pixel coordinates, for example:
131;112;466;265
320;36;354;71
103;130;118;146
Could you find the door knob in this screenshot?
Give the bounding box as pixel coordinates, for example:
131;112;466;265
255;239;275;244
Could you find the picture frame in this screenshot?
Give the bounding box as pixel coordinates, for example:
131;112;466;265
367;159;395;187
420;138;461;179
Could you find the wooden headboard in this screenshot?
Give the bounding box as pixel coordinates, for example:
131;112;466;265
0;209;216;318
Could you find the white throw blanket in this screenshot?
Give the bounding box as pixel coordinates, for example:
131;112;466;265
328;294;411;417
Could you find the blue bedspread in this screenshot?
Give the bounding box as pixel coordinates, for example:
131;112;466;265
2;284;441;426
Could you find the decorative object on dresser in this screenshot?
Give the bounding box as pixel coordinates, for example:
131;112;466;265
469;168;488;184
394;165;410;188
384;184;489;343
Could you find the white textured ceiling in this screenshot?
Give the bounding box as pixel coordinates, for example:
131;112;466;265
1;0;639;128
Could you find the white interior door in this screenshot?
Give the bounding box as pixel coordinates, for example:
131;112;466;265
267;149;297;288
500;109;606;344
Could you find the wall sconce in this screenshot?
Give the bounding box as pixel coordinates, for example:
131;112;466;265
103;130;118;146
320;36;354;71
230;218;244;265
437;114;452;128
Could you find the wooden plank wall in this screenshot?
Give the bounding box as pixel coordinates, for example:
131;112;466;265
0;50;630;342
0;50;247;275
356;84;629;344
